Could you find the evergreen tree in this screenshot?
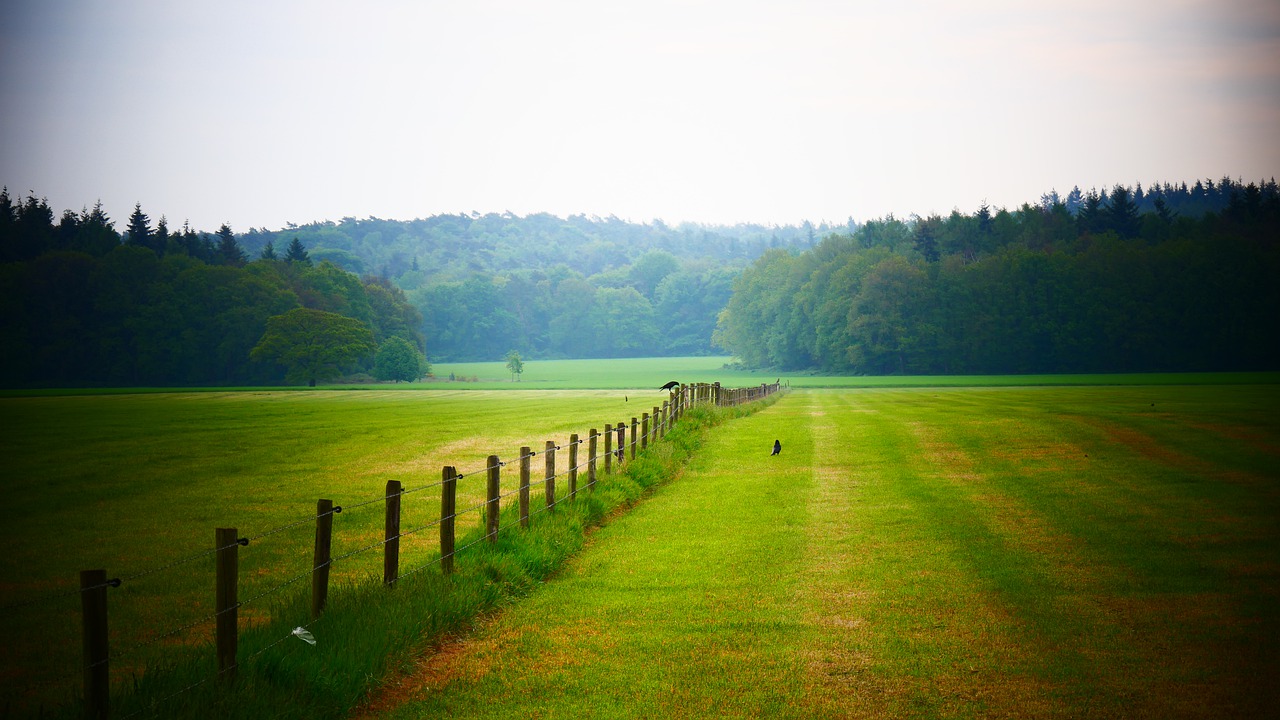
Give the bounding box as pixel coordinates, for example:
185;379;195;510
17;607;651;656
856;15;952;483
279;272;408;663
1078;190;1105;234
126;203;155;253
0;187;14;248
75;201;118;256
260;241;278;260
216;223;246;266
285;237;311;265
1105;185;1141;238
1064;186;1084;215
154;215;170;253
912;215;942;263
976;202;993;235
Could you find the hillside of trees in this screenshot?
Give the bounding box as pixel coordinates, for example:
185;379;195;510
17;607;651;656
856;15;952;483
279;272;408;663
237;214;826;360
714;178;1280;374
0;192;422;386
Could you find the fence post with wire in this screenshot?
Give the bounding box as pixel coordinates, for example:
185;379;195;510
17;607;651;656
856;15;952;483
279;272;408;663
80;568;110;720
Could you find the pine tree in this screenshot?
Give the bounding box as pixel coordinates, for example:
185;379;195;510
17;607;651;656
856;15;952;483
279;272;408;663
912;215;941;262
1078;190;1105;234
260;241;278;260
216;223;246;266
1105;185;1140;238
126;203;155;253
284;237;311;265
155;215;170;252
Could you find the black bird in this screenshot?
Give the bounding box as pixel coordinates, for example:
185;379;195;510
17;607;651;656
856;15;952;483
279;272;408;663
771;439;781;456
659;380;680;391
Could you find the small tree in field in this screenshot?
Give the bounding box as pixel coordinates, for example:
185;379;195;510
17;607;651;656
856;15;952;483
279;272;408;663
374;336;427;383
505;350;524;382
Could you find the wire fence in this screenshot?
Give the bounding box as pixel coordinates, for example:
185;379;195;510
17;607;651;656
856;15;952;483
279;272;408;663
3;380;782;719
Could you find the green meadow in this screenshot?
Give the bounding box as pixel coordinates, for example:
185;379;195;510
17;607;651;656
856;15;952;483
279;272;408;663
376;384;1280;719
431;355;1279;390
1;366;1277;718
0;388;647;716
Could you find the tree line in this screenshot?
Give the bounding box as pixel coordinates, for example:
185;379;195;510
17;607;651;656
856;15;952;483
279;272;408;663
0;191;424;386
714;179;1280;374
4;175;1275;385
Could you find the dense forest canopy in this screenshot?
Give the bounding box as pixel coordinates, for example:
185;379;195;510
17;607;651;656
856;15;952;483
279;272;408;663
0;192;423;386
2;175;1276;386
714;178;1280;374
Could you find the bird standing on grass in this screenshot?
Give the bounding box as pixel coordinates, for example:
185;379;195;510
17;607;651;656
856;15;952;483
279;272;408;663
771;439;781;456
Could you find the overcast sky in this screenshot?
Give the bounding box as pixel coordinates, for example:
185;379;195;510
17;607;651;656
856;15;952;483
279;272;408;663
2;0;1278;232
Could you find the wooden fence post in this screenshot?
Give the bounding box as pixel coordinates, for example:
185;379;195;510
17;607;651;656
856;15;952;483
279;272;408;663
630;417;638;460
441;467;457;574
661;401;668;439
603;424;612;474
312;500;334;620
641;413;649;451
519;447;531;529
80;569;109;720
568;434;579;498
651;406;659;443
545;440;556;510
616;423;626;464
588;429;598;490
486;455;501;542
714;382;722;406
384;480;402;586
215;527;239;680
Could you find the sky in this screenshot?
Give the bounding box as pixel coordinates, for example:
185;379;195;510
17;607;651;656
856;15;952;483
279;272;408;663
2;0;1278;232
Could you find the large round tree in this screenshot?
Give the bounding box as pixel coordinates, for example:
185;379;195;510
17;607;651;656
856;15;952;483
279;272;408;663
374;336;427;383
251;307;375;386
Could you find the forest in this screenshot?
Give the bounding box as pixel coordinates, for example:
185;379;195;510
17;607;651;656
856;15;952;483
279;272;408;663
714;179;1280;374
237;213;823;360
1;176;1276;386
0;193;423;386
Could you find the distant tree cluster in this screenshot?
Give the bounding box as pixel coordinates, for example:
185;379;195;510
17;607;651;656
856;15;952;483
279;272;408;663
238;212;827;280
238;212;826;361
413;253;739;361
0;190;425;387
715;180;1280;374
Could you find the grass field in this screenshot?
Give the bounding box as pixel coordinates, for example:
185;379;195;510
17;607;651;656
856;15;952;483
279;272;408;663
430;356;1280;390
2;370;1278;718
373;384;1280;718
0;388;652;716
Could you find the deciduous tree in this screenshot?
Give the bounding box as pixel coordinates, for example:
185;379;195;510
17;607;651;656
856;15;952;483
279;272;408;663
374;336;427;382
505;349;524;381
250;307;375;386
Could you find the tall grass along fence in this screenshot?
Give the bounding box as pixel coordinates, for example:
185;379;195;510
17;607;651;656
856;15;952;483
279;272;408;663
17;381;780;719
